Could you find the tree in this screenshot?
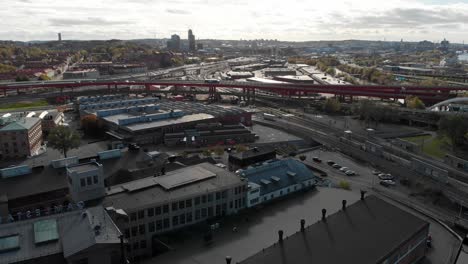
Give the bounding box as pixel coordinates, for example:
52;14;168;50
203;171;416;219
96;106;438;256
406;96;425;109
438;116;468;151
48;126;81;158
81;114;102;136
38;74;51;81
323;98;341;114
299;155;306;161
15;75;30;82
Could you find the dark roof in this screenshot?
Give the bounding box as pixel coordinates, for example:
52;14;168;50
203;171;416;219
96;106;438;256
229;146;276;161
240;195;429;264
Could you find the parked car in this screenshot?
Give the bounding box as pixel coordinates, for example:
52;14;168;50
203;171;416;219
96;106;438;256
345;170;356;176
378;174;394;180
327;160;335;166
380;180;396;187
339;167;349;172
128;143;140;151
313;157;322;163
215;163;226;168
332;164;341;169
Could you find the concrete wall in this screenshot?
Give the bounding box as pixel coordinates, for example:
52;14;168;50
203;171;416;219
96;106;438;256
411;158;449;184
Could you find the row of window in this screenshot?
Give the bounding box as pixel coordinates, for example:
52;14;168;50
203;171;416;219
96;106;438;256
125;204;235;239
79;175;99;187
129;189;237;222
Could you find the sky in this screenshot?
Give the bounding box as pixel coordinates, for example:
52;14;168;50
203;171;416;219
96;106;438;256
1;0;468;42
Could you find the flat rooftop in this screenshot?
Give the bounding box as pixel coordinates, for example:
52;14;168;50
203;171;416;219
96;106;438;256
103;163;243;210
240;195;429;264
122;113;215;132
67;163;100;174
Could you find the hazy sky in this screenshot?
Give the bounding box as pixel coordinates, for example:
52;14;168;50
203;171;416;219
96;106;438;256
1;0;468;42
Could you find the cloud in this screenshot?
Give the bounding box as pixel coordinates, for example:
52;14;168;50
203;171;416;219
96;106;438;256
165;9;191;15
48;17;130;26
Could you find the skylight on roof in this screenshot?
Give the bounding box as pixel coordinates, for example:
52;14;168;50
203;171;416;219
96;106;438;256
0;235;20;253
33;219;59;244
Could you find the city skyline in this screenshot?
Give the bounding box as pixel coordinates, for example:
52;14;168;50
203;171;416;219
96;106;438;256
2;0;468;42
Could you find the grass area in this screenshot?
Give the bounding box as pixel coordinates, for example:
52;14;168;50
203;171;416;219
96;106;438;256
402;135;451;159
0;100;49;111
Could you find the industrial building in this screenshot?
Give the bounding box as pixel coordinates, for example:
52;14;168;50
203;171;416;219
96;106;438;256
103;162;247;261
263;68;296;77
273;75;315;83
239;159;318;207
0;117;43;159
63;68;100;79
227;71;254;79
164;123;256;147
228;146;276;171
0;206;122;264
240;195;430;264
77;97;252;145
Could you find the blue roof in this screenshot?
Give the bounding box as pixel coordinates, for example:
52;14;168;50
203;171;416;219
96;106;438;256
241;159;317;195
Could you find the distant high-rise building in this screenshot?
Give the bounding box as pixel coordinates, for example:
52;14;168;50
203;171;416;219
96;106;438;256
188;29;196;51
58;33;62;42
440;38;450;51
167;34;181;51
197;43;204;50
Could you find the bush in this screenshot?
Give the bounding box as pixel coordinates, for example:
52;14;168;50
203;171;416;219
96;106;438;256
338;180;351;190
299;155;306;161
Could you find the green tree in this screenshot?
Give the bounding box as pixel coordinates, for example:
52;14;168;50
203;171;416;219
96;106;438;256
323;98;341;113
0;63;15;73
48;126;81;158
299;155;306;161
438;116;468;151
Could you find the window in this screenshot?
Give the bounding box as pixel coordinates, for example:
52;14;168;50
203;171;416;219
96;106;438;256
172;202;178;211
186;199;192;207
131;227;137;237
221;190;227;198
186;212;192;223
147;208;154;217
179;200;185;209
93;176;98;184
201;208;207;218
208;207;213;217
234;187;238;195
163;218;169;229
195;209;200;220
208;194;213;202
195;197;200;205
270;194;274;199
180;214;186;224
140;240;147;249
148;222;155;232
163;204;169;214
80;178;86;187
133;242;139;250
294;186;298;190
130;213;137;221
124;229;130;238
155;206;161;215
86;177;92;185
242;198;246;207
172;215;179;226
250;198;259;204
250;189;259;194
139;224;145;235
216;205;221;216
156;220;162;231
202;195;206;204
229;201;233;209
280;191;283;195
216;192;221;200
138;210;145;219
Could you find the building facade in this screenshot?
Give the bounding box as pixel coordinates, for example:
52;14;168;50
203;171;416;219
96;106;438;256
0;118;42;159
104;163;247;261
167;34;181;51
239;159;318;207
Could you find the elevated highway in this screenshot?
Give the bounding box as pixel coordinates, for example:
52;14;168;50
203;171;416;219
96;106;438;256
1;80;468;104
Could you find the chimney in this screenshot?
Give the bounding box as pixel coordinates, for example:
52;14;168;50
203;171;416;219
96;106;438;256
321;208;327;221
300;219;305;232
360;190;367;200
342;200;347;210
278;230;284;243
225;256;232;264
